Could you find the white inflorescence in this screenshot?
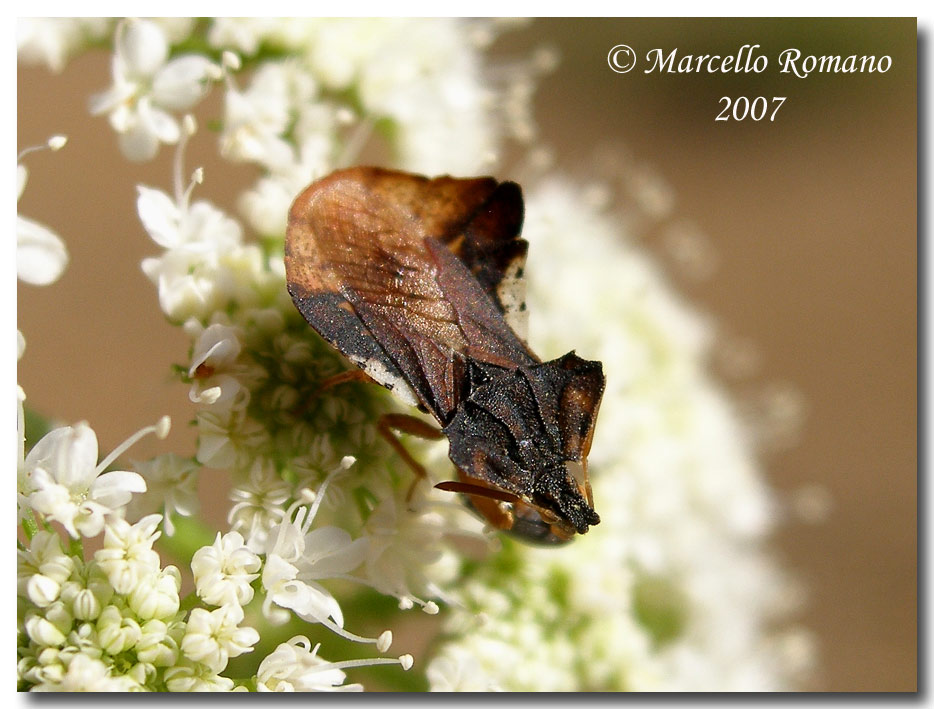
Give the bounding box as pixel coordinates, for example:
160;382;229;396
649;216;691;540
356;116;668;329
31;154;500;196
17;17;811;692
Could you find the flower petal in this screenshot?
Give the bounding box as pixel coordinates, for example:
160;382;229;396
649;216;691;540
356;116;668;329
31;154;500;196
118;122;160;162
74;500;110;538
273;579;343;627
300;526;369;577
137;98;180;143
117;19;168;78
184;201;243;248
25;423;98;491
90;470;147;509
151;55;216;110
136;185;181;248
17;216;68;286
17;164;27;200
88;79;136;116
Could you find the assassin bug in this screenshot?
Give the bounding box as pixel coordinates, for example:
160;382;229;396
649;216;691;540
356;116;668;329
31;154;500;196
285;167;605;544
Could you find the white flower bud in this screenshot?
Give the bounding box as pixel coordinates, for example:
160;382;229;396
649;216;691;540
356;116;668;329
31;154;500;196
269;384;299;412
100;564;137;596
335;107;356;125
71;588;102;620
25;615;66;646
221;50;241;71
26;574;61;608
192;532;260;607
44;601;73;636
129;569;180;620
71;621;96;645
85;567;115;609
27;532;75;585
18;655;41;684
181;628;220;668
36;646;60;666
96;515;163;594
128;661;155;685
37;658;65;684
136;620;179;667
164;663;233;692
96;605;141;655
182;605;259;674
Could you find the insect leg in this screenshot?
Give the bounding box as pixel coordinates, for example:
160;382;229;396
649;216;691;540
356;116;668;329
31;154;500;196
435;479;518;531
434;480;520;504
317;368;373;392
292;369;374;420
377;413;444;501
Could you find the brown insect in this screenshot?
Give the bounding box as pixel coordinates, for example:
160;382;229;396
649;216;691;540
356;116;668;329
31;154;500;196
285;167;605;544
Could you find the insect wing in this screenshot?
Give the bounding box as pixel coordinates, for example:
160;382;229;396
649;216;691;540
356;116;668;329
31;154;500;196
438;179;530;341
285;167;535;420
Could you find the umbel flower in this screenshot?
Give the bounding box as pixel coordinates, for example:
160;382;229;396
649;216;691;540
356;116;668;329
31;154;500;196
20;418;165;539
17;17;811;691
89;19;221;160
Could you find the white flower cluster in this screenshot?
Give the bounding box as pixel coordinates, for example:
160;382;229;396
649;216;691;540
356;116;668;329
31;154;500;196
18;17;810;692
18;510;254;691
15;406;410;691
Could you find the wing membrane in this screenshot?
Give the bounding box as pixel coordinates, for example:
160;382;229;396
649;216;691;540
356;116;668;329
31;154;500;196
285;167;536;421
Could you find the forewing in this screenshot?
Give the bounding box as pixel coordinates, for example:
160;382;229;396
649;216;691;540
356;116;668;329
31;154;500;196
285;167;535;421
439;180;529;341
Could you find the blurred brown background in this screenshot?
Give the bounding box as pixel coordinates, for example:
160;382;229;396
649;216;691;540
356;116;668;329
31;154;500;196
17;18;916;691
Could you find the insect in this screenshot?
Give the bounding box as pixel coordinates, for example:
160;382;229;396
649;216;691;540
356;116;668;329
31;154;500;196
285;167;605;544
